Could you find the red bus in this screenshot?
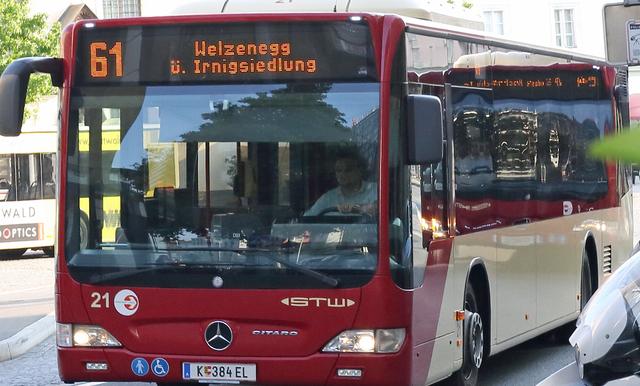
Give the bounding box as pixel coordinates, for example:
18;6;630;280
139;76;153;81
0;10;633;386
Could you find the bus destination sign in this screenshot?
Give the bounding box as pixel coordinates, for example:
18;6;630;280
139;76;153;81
181;40;316;76
76;21;376;85
447;67;606;100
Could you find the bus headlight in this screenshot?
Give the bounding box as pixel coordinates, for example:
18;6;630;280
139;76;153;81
322;329;405;353
57;323;121;347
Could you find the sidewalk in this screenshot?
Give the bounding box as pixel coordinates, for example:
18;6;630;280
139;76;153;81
0;254;55;362
0;313;55;361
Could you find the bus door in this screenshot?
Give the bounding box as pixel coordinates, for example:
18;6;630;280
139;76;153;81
401;33;457;382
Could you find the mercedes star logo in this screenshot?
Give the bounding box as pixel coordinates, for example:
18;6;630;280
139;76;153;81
204;321;233;351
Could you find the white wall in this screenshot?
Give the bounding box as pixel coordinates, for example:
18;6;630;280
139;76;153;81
140;0;196;16
36;0;198;19
29;0;76;23
472;0;609;58
29;0;102;22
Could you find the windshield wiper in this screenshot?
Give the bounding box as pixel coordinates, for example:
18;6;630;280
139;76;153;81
246;249;339;288
84;264;173;285
193;247;339;288
85;261;257;285
81;247;339;288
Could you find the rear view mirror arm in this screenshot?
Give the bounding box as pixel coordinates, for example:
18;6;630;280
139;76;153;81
0;57;63;136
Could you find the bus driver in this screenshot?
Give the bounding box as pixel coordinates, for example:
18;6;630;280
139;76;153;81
305;152;377;216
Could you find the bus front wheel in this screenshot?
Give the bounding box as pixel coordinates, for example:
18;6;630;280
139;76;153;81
450;284;483;386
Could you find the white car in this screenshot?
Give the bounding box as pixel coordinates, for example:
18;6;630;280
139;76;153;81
539;249;640;386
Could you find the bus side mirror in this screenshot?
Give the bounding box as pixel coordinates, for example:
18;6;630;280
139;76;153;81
0;57;63;137
406;95;444;165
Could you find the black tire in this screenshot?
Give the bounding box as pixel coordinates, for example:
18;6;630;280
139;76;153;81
0;248;27;260
580;248;593;311
450;284;484;386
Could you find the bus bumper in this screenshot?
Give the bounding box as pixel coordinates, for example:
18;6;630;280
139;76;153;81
57;347;412;386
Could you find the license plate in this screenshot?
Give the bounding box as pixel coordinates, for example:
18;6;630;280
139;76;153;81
183;362;256;382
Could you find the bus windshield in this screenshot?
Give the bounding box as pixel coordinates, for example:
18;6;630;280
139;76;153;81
65;82;380;289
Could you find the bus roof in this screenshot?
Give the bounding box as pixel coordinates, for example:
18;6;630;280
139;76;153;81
452;51;588;68
0;131;57;154
163;1;609;67
170;0;483;30
401;15;612;66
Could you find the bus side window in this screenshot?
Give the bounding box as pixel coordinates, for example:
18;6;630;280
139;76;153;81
389;32;451;289
388;41;413;289
42;154;56;199
408;165;434;287
0;179;11;201
16;154;32;200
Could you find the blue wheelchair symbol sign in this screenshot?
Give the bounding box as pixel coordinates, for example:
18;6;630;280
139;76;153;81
131;357;149;376
151;358;169;377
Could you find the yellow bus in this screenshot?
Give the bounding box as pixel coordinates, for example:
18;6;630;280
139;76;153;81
0;129;57;257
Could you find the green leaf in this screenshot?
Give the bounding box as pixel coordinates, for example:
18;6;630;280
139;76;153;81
589;125;640;163
0;1;61;106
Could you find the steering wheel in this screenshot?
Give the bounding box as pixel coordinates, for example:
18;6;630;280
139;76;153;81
316;206;373;222
471;166;493;174
317;206;342;216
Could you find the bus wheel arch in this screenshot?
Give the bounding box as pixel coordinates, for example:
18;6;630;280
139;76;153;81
466;258;491;358
451;258;491;385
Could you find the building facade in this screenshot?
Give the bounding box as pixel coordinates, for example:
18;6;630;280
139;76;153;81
472;0;610;58
472;0;640;95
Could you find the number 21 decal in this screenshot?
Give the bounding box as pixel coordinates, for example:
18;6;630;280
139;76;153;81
90;291;110;308
89;289;140;316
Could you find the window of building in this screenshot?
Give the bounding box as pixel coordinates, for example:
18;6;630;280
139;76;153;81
483;10;504;35
103;0;141;18
554;8;576;48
